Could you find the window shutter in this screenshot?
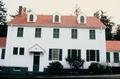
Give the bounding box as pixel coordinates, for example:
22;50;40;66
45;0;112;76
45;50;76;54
78;50;81;59
1;49;5;59
49;49;52;60
68;49;71;58
97;50;100;62
86;50;89;61
59;49;62;61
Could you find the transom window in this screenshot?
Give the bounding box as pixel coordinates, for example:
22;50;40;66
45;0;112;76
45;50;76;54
86;50;99;61
89;30;96;39
49;48;62;61
35;28;41;38
17;28;24;37
53;28;59;38
71;29;78;39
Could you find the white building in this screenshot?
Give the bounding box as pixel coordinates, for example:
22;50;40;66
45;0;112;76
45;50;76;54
0;6;109;74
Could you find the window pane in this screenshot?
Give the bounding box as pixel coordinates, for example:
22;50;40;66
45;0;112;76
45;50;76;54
30;14;34;21
90;50;95;61
55;15;59;22
114;52;119;63
106;52;110;62
1;49;5;59
53;29;59;38
19;48;24;55
90;30;95;39
80;16;84;23
71;29;77;39
13;47;18;55
52;49;59;60
17;28;23;37
35;28;41;37
71;49;77;59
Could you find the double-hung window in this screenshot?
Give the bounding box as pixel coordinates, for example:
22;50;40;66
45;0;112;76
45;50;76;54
71;29;77;39
17;28;24;37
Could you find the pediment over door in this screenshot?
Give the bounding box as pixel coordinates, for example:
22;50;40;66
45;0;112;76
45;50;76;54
28;44;46;54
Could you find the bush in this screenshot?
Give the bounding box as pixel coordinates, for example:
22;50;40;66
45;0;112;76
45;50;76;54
88;62;112;74
66;56;84;69
47;61;63;74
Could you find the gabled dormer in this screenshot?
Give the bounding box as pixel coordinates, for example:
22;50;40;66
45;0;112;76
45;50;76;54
53;12;61;23
77;13;86;24
27;10;37;22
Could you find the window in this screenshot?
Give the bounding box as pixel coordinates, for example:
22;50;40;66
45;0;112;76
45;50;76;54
53;28;59;38
35;28;41;38
30;14;34;22
80;16;85;23
89;30;95;39
1;49;5;59
86;50;99;61
13;47;18;55
55;15;59;22
71;29;77;39
68;49;81;59
17;28;24;37
106;52;110;62
19;48;24;55
49;49;62;61
114;52;119;63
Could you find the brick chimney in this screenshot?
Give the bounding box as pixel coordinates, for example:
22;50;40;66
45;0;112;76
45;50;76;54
19;6;26;16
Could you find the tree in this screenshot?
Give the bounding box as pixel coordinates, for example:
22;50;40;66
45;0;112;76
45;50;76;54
113;25;120;40
94;10;115;40
0;0;7;37
74;5;81;16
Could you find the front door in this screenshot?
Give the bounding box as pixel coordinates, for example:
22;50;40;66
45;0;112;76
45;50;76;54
33;55;40;72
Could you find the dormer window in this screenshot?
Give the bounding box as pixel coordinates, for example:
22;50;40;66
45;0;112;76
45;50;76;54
29;14;34;22
77;15;86;24
53;12;61;23
27;12;37;22
80;16;85;23
55;15;59;22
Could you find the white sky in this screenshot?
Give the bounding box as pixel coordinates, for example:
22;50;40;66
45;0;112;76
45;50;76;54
3;0;120;24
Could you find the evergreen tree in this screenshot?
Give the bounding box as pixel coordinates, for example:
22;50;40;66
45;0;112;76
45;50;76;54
94;10;115;40
0;0;7;37
113;25;120;40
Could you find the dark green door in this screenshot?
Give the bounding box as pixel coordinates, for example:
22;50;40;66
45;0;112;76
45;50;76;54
33;55;40;72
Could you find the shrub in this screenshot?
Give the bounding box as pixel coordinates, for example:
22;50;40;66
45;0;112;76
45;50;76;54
66;56;84;69
47;61;63;74
88;62;111;74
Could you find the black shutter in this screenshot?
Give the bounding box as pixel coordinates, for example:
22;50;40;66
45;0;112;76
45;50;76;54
1;49;5;59
78;50;81;59
59;49;62;61
86;50;89;61
68;49;71;58
97;50;100;62
49;49;52;60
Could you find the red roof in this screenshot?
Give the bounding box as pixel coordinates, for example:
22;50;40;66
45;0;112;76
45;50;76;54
9;15;105;28
106;41;120;51
0;37;6;47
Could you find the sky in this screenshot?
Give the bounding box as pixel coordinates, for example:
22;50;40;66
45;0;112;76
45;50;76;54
3;0;120;24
